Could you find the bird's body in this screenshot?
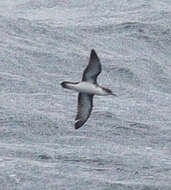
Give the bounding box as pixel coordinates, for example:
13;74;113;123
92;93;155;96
61;81;110;96
61;49;116;129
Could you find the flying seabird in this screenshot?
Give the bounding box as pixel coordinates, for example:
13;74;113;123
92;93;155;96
61;49;116;129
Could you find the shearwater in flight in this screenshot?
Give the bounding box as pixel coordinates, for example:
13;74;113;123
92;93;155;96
61;49;116;129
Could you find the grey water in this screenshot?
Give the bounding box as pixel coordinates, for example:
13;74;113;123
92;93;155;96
0;0;171;189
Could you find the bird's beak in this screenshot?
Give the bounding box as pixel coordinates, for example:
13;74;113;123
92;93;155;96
112;93;117;96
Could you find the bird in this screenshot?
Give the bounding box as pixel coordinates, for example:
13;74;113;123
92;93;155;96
61;49;116;129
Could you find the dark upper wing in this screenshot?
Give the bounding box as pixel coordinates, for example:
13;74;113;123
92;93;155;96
82;49;101;84
75;93;93;129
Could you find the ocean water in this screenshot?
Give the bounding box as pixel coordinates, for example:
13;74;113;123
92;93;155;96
0;0;171;189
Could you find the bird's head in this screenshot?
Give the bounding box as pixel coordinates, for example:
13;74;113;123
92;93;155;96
102;87;117;96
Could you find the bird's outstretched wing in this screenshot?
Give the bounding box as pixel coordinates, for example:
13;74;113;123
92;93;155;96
82;49;101;84
75;93;93;129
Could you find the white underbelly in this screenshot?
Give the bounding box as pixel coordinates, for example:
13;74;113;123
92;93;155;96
68;82;106;95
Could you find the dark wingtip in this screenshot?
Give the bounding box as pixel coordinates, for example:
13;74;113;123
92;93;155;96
90;49;99;60
90;49;100;64
75;125;80;130
91;49;96;54
75;120;84;130
75;124;81;130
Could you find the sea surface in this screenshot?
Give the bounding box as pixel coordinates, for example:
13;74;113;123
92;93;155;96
0;0;171;189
